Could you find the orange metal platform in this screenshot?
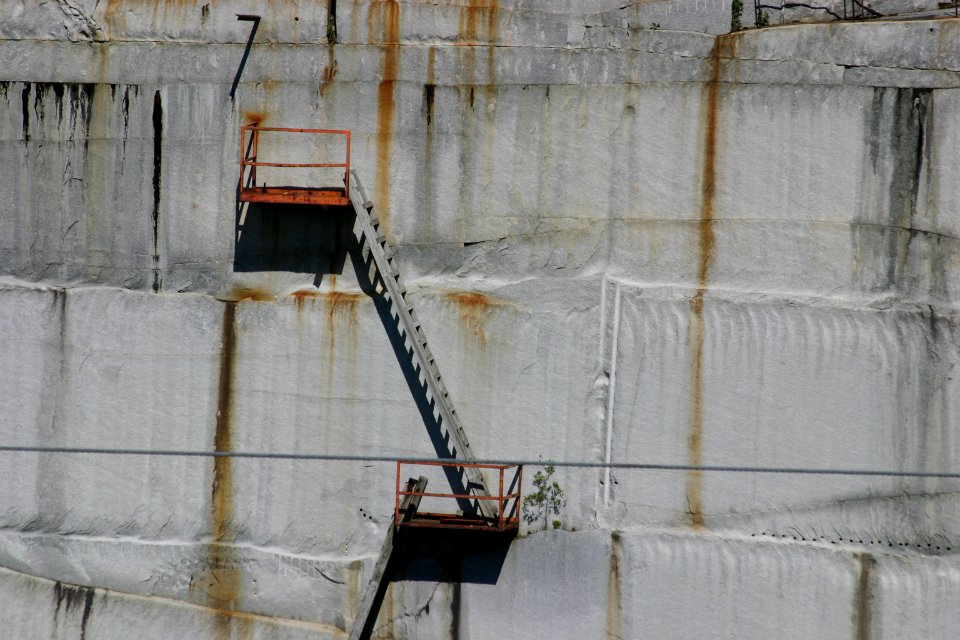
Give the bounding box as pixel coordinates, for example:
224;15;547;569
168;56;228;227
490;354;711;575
238;124;351;206
238;186;348;206
395;460;522;532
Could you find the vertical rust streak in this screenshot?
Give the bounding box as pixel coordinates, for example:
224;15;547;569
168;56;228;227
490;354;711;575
319;46;338;97
686;296;706;529
854;553;874;640
325;292;361;422
426;47;436;87
446;291;500;348
345;560;362;626
605;532;622;640
423;47;437;235
197;300;242;636
686;38;723;530
485;1;499;92
326;292;362;364
373;1;400;239
213;302;236;544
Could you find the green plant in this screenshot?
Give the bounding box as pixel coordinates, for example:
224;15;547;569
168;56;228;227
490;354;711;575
523;465;566;531
731;0;743;31
649;22;661;30
756;10;769;28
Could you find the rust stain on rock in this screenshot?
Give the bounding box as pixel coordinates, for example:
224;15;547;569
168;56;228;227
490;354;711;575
445;291;506;348
854;553;875;640
427;46;436;87
605;532;622;640
686;36;725;530
290;288;323;311
373;583;396;639
326;291;362;326
222;286;276;303
326;290;362;330
213;302;236;545
457;0;499;91
241;111;268;126
319;52;339;97
192;300;242;633
686;293;706;530
458;0;499;44
324;291;362;379
345;559;362;628
369;0;401;239
485;1;499;96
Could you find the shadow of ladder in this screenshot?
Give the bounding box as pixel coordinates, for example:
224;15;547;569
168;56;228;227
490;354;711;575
346;170;497;640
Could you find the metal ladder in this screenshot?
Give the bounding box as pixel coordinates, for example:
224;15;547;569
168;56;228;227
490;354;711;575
345;170;495;639
347;170;495;517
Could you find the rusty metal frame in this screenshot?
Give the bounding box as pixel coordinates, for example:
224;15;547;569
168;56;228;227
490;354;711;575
238;124;351;206
394;460;522;531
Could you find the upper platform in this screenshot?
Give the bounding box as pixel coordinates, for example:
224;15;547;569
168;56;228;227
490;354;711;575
238;125;351;207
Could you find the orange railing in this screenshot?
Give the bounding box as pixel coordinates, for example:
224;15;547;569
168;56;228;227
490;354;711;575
238;124;351;205
395;460;522;531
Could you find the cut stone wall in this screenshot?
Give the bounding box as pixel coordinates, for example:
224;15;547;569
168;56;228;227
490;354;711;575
2;2;960;637
3;529;960;639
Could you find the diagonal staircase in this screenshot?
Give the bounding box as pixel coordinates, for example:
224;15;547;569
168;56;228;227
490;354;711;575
347;170;496;519
345;170;496;639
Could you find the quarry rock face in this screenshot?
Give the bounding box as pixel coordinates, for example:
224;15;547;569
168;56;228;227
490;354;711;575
2;2;960;637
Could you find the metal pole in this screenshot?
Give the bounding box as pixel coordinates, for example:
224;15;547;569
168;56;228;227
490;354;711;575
498;467;504;529
239;127;245;191
394;461;401;525
517;466;523;524
345;131;351;197
252;126;259;187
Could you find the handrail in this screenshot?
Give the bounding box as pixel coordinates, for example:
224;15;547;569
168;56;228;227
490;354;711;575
242;126;351;134
399;460;521;470
753;0;957;24
240;161;348;168
395;460;523;531
397;491;520;501
238;124;351;201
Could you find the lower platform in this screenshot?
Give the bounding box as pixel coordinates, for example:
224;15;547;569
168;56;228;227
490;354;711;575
398;512;520;532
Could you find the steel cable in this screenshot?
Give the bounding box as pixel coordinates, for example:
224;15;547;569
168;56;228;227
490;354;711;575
1;445;960;479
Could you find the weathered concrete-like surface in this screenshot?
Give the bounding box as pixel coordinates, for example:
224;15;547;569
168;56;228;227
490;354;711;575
3;528;960;639
2;2;960;638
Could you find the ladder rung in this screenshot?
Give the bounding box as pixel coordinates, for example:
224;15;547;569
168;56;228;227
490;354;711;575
383;245;396;260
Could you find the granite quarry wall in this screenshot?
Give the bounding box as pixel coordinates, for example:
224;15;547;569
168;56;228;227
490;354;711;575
1;1;960;638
